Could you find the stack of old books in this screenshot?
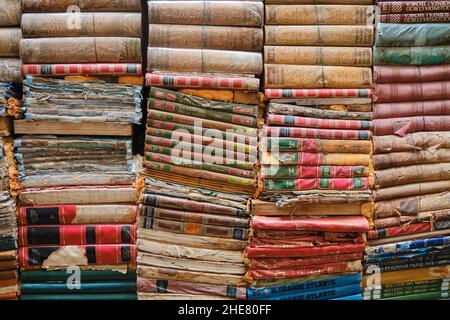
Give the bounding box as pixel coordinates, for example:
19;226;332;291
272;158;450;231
20;0;142;81
15;76;141;300
0;0;21;300
0;0;21;85
0;139;18;299
246;0;376;300
139;1;264;300
136;177;249;300
144;87;258;195
363;21;450;300
146;0;263;91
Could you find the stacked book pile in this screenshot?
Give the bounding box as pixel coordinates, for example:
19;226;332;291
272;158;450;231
363;20;450;300
144;87;258;195
0;139;18;299
145;0;263;91
20;0;142;81
0;0;21;300
136;177;249;300
246;0;376;301
0;0;21;83
246;214;370;300
14;76;141;300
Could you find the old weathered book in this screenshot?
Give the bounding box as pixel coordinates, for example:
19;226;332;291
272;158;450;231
22;13;141;38
21;0;141;12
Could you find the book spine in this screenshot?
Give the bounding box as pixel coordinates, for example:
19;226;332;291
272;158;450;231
147;47;263;76
148;24;263;52
17;205;137;225
23;63;143;76
379;2;450;14
259;283;362;300
148;98;257;128
263;126;371;140
0;28;21;57
265;25;373;46
22;0;141;12
247;244;366;258
248;273;361;299
18;225;136;246
22;13;141;38
264;64;372;89
266;114;371;130
147;110;258;137
20;270;137;282
138;205;250;228
144;160;255;186
265;88;371;99
145;152;254;179
367;223;432;240
373;46;450;66
140;216;249;240
149;87;258;117
380;12;450;23
261;165;368;178
263;177;369;191
265;5;373;25
148;1;263;27
20;37;142;64
19;245;136;267
145;73;260;91
141;193;247;217
248;260;362;280
20;282;137;294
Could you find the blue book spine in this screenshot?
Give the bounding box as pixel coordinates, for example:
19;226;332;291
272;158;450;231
251;283;361;301
247;273;361;299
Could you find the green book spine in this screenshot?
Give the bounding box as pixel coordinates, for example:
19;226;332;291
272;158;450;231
373;46;450;66
382;290;449;300
20;270;137;282
148;98;257;128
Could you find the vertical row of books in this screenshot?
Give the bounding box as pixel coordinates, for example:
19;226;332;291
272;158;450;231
136;0;263;300
15;0;142;300
0;0;21;300
246;0;375;300
363;1;450;300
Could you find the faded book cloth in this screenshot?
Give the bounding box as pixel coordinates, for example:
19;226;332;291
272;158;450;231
20;37;142;64
0;0;21;27
373;46;450;66
22;13;141;38
373;65;450;83
380;12;450;23
374;23;450;47
22;76;142;124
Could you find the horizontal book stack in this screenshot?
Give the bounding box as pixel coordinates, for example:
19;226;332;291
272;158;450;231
0;139;18;299
246;214;370;300
363;16;450;300
0;0;21;300
14;76;141;300
145;0;263;90
378;0;450;23
249;0;376;300
136;177;249;300
144;87;258;195
0;0;21;83
20;0;143;82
